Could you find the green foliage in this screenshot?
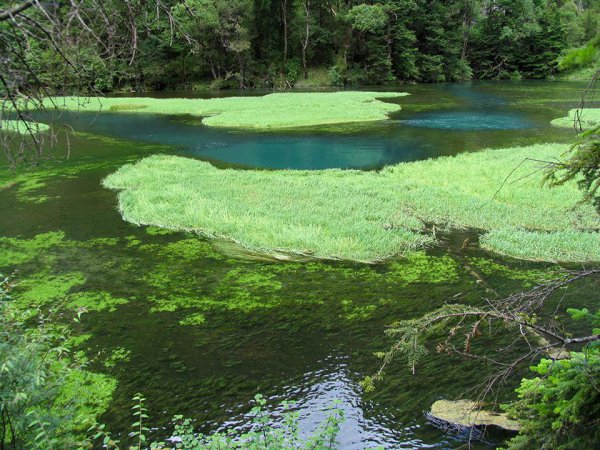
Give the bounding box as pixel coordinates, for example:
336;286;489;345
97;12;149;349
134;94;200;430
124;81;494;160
502;318;600;449
91;393;343;449
5;0;593;94
480;228;600;263
546;121;600;213
103;143;599;263
559;43;599;71
346;4;387;33
0;274;115;449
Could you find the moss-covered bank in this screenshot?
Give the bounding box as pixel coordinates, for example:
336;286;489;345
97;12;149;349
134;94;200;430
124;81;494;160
103;143;600;263
36;92;406;129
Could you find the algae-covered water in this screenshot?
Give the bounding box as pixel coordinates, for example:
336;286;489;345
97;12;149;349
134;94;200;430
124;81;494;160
1;81;597;448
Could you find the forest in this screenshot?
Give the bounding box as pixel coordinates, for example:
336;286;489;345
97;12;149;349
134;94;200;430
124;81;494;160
7;0;600;93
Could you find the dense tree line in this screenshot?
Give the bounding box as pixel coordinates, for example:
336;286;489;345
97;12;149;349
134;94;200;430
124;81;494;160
2;0;599;93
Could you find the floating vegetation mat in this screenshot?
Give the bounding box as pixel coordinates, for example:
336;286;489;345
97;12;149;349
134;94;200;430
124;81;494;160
103;143;600;263
32;92;407;129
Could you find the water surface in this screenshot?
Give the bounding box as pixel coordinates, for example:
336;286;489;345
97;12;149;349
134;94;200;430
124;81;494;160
1;81;597;449
41;81;588;169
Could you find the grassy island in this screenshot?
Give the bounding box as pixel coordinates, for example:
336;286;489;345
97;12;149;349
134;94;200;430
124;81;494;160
1;119;50;134
551;108;600;129
103;143;600;263
40;92;406;129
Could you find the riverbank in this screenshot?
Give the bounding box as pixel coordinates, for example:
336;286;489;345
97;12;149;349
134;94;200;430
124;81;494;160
104;143;600;263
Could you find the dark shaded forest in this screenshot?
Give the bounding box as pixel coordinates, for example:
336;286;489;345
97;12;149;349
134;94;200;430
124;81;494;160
4;0;599;92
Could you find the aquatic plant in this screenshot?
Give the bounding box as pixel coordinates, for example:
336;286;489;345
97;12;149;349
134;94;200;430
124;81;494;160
0;232;66;267
34;92;406;129
480;228;600;263
103;143;600;263
91;393;343;449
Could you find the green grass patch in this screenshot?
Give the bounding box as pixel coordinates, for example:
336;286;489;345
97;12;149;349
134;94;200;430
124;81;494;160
480;228;600;263
1;119;50;134
103;143;600;263
39;92;406;129
108;103;149;111
551;108;600;129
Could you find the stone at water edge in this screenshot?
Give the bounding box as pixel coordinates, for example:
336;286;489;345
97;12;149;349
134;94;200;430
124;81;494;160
429;399;520;432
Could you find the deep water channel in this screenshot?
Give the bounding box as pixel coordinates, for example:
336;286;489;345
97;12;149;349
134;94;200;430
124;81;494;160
1;81;597;448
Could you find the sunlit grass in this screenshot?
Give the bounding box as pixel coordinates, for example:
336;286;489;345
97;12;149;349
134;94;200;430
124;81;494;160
103;143;600;263
38;92;406;129
481;228;600;263
1;119;50;134
551;108;600;129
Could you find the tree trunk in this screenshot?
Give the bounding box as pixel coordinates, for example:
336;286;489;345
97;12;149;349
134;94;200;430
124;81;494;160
302;0;310;79
282;0;288;70
238;54;245;89
461;0;473;60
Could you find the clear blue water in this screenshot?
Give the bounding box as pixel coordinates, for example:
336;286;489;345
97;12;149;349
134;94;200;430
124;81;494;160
41;81;585;170
402;111;532;130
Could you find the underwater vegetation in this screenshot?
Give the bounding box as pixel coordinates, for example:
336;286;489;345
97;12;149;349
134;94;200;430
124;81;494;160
33;92;407;129
103;143;599;263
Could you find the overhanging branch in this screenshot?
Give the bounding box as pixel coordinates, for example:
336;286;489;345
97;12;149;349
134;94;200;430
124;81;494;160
0;0;37;22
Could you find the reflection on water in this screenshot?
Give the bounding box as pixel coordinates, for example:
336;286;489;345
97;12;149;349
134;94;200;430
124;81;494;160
218;357;436;449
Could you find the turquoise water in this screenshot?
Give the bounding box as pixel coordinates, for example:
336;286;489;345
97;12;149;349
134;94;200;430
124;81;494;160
1;81;598;449
42;81;585;169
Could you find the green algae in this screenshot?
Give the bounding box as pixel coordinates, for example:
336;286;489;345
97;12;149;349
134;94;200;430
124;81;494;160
0;231;66;267
17;271;87;307
466;257;554;283
179;313;207;326
387;252;459;285
157;238;225;261
66;291;129;313
145;225;178;236
103;347;132;368
340;299;378;321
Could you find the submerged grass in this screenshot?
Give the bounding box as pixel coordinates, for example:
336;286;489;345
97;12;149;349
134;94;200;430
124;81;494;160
103;143;600;263
38;92;406;129
551;108;600;129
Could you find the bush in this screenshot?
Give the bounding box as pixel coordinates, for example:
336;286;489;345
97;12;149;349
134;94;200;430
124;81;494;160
502;309;600;450
559;43;599;71
0;274;114;449
327;65;344;86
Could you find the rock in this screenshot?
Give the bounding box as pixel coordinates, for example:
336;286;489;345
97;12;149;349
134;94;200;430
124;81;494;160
429;399;520;432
